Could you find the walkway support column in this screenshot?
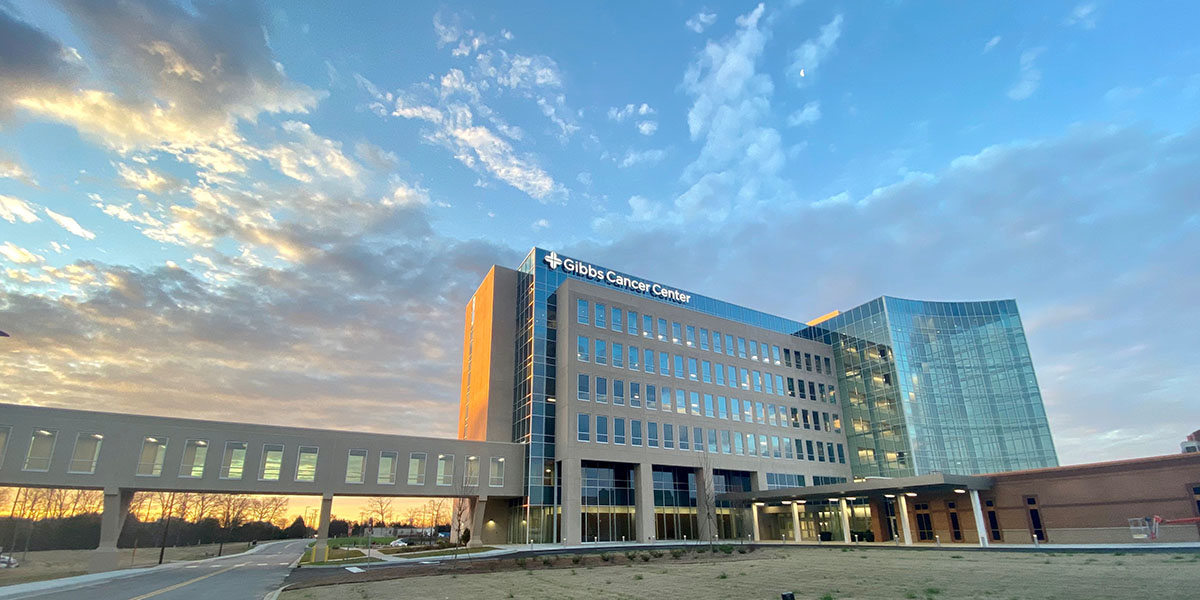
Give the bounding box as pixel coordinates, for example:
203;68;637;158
636;462;655;542
790;502;801;543
838;498;852;543
312;494;333;563
750;503;761;541
896;495;914;546
560;458;581;545
88;487;133;573
969;489;990;548
468;497;486;547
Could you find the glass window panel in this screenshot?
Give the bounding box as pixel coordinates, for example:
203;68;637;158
136;436;168;477
663;423;674;449
346;449;367;484
631;420;643;446
704;394;715;417
685;325;696;347
596;416;609;444
643;314;653;338
260;443;284;481
671;322;681;344
712;331;723;354
577;299;589;324
688;357;698;380
679;425;690;450
645;349;655;373
657;318;668;341
24;429;58;472
577;373;589;401
595;303;606;328
221;442;248;479
437;454;454;486
578;414;590;442
611;307;622;332
577;335;589;361
613;342;624;368
296;446;319;482
613;379;625;405
465;456;480;486
379;451;398;485
179;439;208;479
648;422;659;447
408;452;427;485
629;345;640;370
68;432;104;474
489;457;505;487
0;426;9;468
628;311;638;335
676;389;687;414
596;376;608;403
595;339;607;365
614;418;626;445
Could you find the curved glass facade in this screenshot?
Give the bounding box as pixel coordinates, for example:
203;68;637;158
803;297;1058;477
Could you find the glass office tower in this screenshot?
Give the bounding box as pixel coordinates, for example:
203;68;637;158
802;297;1058;478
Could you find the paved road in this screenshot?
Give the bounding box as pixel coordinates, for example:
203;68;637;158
16;539;308;600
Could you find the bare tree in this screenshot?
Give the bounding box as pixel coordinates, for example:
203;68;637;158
190;493;216;522
365;497;394;526
248;497;290;526
450;479;479;562
214;494;251;529
696;452;720;549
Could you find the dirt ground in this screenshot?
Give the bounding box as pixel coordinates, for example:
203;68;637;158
280;546;1198;600
0;542;251;586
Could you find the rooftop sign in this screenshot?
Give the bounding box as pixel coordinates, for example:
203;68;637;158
543;251;692;304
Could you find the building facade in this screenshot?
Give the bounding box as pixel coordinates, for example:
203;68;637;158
459;248;1059;544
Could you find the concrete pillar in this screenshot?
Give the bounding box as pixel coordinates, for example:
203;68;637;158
696;464;715;543
896;495;914;546
560;458;581;545
312;494;334;562
790;502;802;543
838;498;852;543
88;487;134;573
750;504;761;541
635;462;656;542
467;497;486;547
969;490;990;548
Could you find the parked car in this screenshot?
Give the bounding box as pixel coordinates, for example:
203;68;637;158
388;539;408;547
0;555;19;568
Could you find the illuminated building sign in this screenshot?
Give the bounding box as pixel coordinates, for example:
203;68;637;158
543;251;692;304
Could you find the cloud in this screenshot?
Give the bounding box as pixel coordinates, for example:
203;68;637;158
619;148;666;168
983;36;1002;53
1007;48;1044;101
0;7;84;119
0;194;40;223
787;14;844;84
531;218;550;230
0;242;43;264
786;101;821;126
114;162;181;194
636;121;659;136
0;155;37;186
44;207;96;239
607;103;654;122
259;121;362;186
686;11;718;34
1065;3;1098;29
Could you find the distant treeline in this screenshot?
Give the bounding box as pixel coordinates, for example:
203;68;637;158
0;514;310;553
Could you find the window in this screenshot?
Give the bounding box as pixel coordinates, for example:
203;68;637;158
577;374;590;401
794;439;805;460
23;429;57;472
753;371;763;392
743;399;754;422
578;414;592;442
577;299;589;324
805;353;813;371
728;365;737;388
679;426;690;450
775;374;785;396
806;440;815;461
613;342;624;368
688;357;698;380
712;331;723;353
708;429;718;453
465;456;480;486
772;345;781;365
673;354;684;378
489;457;505;487
685;325;696;347
702;360;712;383
737;337;747;358
631;420;643;446
771;436;782;458
985;499;1002;541
657;318;668;341
671;322;682;344
614;418;626;445
643;314;653;338
221;442;248;479
296;446;319;482
613;379;625;405
784;349;792;367
260;443;285;481
611;307;622;332
630;382;642;407
746;433;758;456
824;357;832;374
596;303;606;328
704;394;715;417
733;432;743;454
437;454;454;486
648;422;659;447
676;389;687;414
379;451;398;485
629;345;640;370
596;416;609;444
715;362;725;385
718;396;728;419
763;372;773;394
837;444;846;464
136;436;168;477
749;340;759;360
646;385;657;410
663;423;674;449
797;379;807;399
645;349;655;373
346;449;367;484
628;310;638;335
694;427;704;452
68;433;104;474
595;339;607;365
1026;496;1047;542
596;376;608;403
408;452;427;485
731;397;741;421
699;328;709;350
0;426;9;467
725;334;735;356
767;403;777;426
740;368;750;390
179;439;207;478
691;391;702;415
577;335;590;361
660;352;670;375
720;430;732;454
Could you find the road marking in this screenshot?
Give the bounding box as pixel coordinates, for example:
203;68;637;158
127;564;240;600
185;565;198;568
278;562;289;565
257;562;269;566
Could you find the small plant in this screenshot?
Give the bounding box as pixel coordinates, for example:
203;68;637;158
717;572;728;579
650;550;664;558
571;555;582;564
600;552;613;562
514;557;527;569
840;547;851;552
718;544;734;554
670;549;685;559
640;552;652;562
506;593;514;599
950;555;963;559
925;588;942;596
905;592;918;599
819;593;835;600
541;555;554;566
696;546;709;553
625;551;638;561
736;547;748;554
634;574;644;580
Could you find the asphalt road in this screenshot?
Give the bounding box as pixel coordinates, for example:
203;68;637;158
16;539;309;600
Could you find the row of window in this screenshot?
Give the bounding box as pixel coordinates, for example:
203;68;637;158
576;374;842;433
576;335;837;403
574;414;847;464
0;426;505;487
575;299;832;373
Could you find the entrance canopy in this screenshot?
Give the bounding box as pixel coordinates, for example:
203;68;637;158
717;473;993;504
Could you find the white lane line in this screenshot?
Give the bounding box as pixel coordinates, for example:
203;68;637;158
257;563;269;566
278;562;289;565
185;565;198;568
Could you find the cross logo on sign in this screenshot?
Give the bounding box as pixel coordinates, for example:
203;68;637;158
543;251;563;270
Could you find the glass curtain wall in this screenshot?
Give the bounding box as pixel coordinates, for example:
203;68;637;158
581;461;636;542
653;466;698;540
712;469;752;539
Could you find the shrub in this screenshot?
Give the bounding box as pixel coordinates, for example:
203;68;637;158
541;555;555;566
718;544;734;554
696;546;709;553
640;552;652;562
736;547;748;554
625;551;638;561
634;574;644;580
717;572;728;579
600;552;613;562
571;555;582;564
650;550;664;558
514;557;527;568
670;549;684;559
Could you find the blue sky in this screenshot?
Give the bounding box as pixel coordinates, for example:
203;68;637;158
1;1;1198;466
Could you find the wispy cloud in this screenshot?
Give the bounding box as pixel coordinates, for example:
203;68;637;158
685;11;717;34
619;148;666;168
0;194;41;224
786;101;821;126
1007;48;1044;101
1065;3;1098;29
983;36;1002;53
0;241;43;264
787;14;844;84
44;207;96;240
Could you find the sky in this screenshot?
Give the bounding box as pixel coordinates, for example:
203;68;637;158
1;0;1199;474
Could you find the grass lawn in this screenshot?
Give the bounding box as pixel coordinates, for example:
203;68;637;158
280;546;1200;600
305;536;395;549
381;546;498;558
0;543;252;587
300;547;365;563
